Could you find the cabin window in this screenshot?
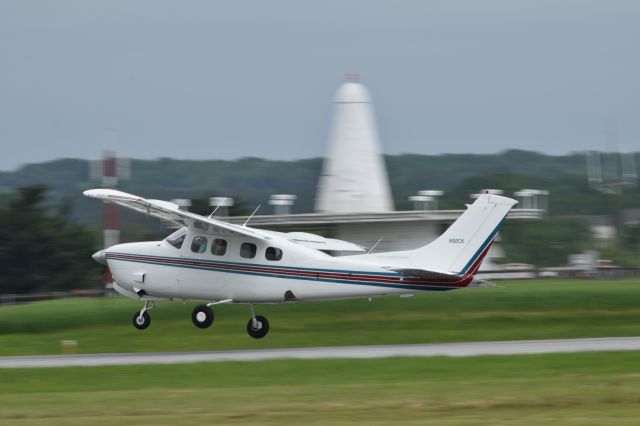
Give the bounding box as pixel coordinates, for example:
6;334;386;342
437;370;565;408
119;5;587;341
240;242;257;259
165;227;186;249
211;239;227;256
191;236;208;254
265;247;283;261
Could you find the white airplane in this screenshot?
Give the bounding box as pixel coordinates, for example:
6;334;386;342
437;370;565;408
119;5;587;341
85;189;517;339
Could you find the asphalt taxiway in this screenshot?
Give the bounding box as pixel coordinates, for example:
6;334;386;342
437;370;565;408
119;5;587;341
1;336;639;368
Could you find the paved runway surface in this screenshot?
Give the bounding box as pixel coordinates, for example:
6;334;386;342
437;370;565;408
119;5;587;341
1;337;639;368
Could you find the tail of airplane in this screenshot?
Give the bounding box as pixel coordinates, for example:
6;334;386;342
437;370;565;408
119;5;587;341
413;193;517;275
362;193;517;278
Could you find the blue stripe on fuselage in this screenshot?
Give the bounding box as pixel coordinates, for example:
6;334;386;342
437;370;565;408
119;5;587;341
107;254;457;292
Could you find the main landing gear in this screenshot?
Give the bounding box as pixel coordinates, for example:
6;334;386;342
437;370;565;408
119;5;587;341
246;304;269;339
192;304;214;329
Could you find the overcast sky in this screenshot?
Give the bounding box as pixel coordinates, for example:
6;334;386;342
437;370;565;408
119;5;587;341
0;0;638;170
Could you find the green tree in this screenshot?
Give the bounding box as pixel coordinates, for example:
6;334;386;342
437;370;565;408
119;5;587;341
0;186;101;294
500;218;592;267
621;224;640;252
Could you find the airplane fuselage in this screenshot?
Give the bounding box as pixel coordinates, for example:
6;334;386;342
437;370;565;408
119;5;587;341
106;227;467;305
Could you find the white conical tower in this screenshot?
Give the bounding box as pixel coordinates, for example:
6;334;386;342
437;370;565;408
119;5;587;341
315;80;394;213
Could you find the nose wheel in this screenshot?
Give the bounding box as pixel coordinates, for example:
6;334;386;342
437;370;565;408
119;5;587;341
132;301;154;330
246;304;269;339
192;304;214;329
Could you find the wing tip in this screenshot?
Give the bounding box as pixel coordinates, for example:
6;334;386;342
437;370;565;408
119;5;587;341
83;189;101;198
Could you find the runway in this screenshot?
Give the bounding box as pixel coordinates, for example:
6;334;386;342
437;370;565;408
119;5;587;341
1;336;639;368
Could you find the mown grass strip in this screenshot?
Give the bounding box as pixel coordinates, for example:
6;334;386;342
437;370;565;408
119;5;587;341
1;279;639;355
1;352;640;425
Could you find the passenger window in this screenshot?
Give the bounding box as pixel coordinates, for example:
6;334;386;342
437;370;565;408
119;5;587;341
240;242;257;259
265;247;283;261
191;236;208;254
211;239;227;256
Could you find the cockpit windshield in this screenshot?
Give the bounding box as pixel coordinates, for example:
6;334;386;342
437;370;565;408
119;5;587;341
165;227;187;249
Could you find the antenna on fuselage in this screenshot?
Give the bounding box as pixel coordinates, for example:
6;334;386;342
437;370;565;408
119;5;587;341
243;205;262;227
367;237;383;254
208;197;228;219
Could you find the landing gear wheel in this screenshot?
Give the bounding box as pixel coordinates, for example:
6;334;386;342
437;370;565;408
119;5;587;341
246;315;269;339
192;305;214;329
132;311;151;330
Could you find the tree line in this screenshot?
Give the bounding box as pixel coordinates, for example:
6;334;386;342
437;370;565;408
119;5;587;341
0;186;101;295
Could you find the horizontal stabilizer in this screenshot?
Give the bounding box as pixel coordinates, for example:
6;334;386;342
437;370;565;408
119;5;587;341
386;268;461;281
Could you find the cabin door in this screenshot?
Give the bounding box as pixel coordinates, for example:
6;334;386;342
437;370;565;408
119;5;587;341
178;230;227;300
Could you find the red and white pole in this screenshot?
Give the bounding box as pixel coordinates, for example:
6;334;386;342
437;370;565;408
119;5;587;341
102;152;120;249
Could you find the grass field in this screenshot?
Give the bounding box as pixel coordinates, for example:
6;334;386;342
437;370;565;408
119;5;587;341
1;279;640;355
1;352;640;425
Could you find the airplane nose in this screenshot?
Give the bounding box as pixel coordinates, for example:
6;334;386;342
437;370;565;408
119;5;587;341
92;249;107;265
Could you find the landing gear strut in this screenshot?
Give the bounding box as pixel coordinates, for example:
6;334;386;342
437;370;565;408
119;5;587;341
132;301;154;330
192;304;214;329
246;304;269;339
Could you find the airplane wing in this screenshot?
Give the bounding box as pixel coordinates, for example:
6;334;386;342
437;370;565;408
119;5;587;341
384;268;462;281
261;231;366;252
83;189;270;241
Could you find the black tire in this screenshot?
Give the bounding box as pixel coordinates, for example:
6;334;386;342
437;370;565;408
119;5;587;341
192;304;214;329
246;315;269;339
132;311;151;330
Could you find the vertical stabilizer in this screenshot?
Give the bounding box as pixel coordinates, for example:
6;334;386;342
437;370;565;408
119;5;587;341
411;194;517;274
358;194;517;276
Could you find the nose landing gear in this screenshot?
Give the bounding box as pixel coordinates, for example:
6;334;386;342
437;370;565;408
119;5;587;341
132;301;154;330
246;304;269;339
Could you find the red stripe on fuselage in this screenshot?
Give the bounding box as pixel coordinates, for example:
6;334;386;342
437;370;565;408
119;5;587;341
105;253;472;288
